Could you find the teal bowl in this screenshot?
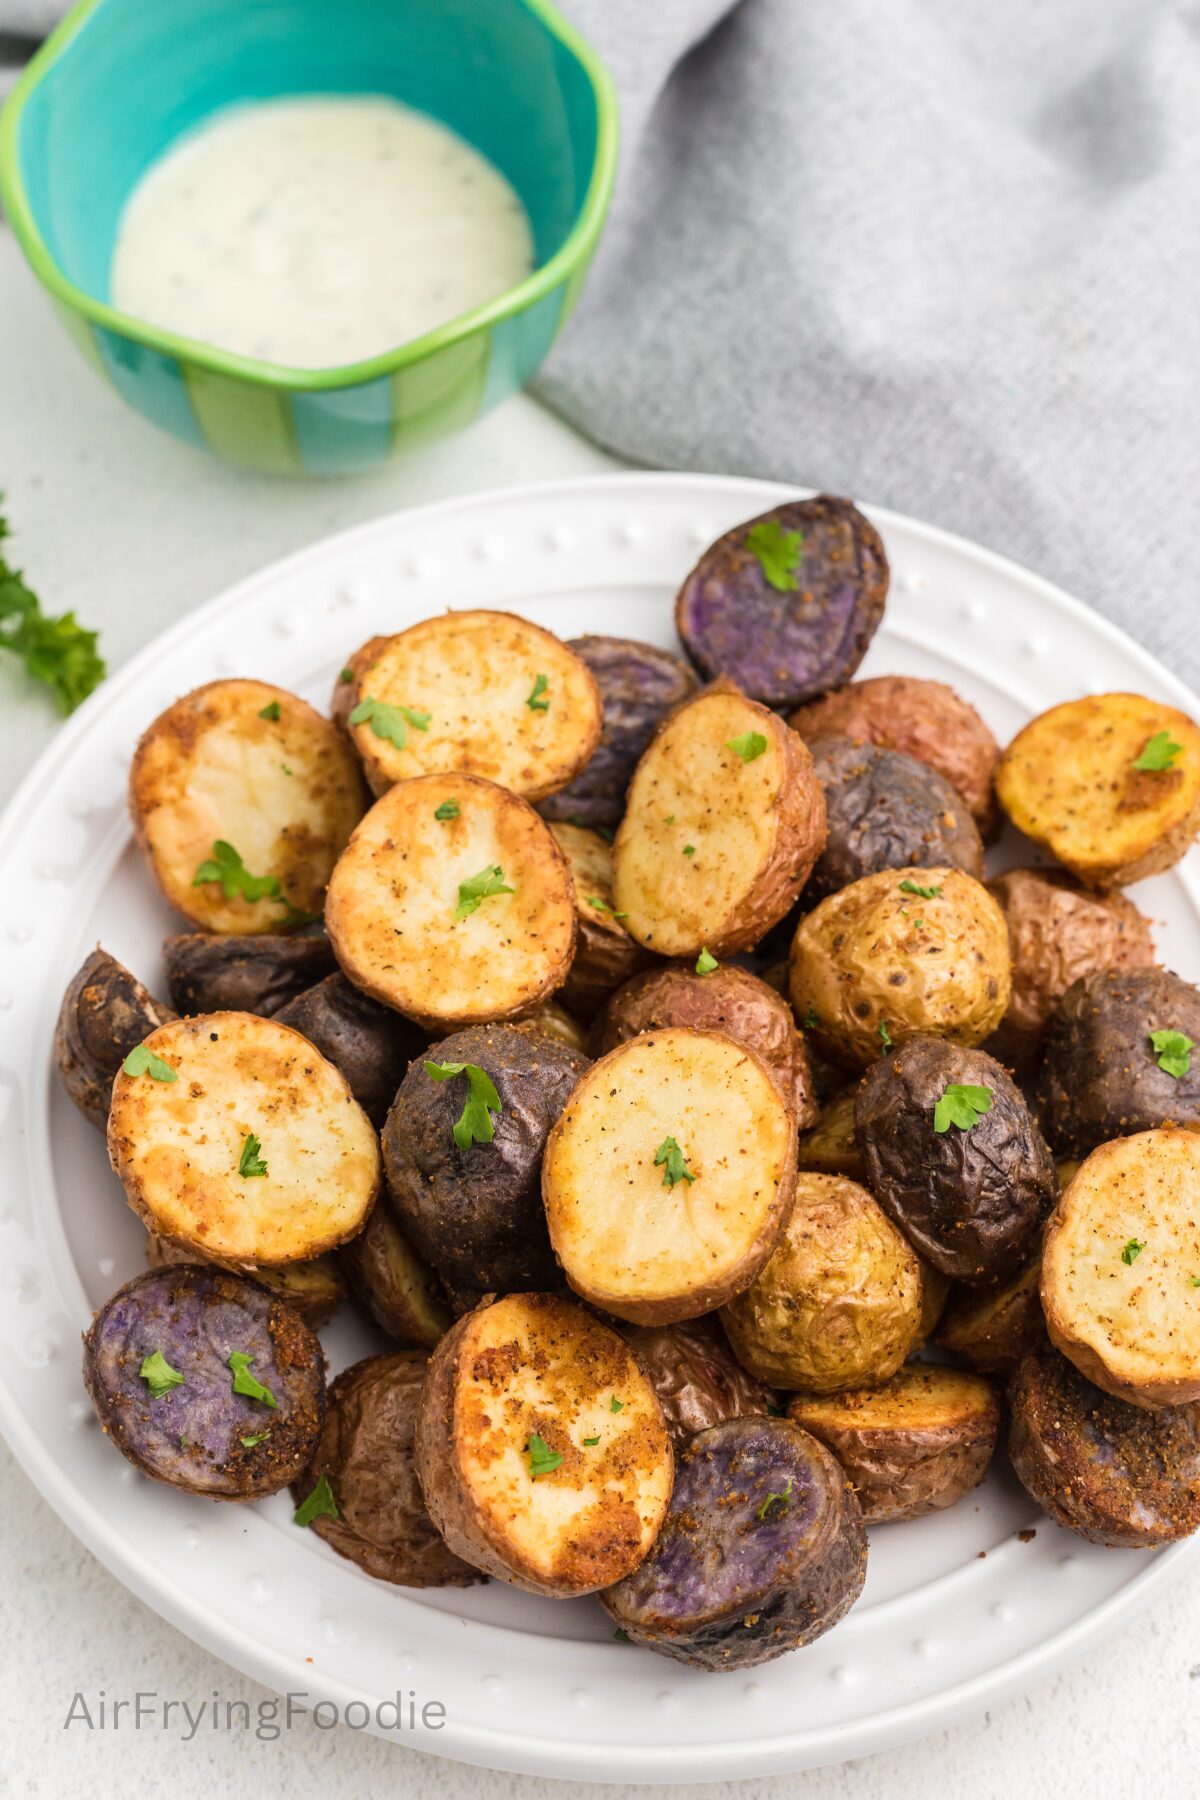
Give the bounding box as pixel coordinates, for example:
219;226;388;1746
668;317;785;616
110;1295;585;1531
0;0;616;475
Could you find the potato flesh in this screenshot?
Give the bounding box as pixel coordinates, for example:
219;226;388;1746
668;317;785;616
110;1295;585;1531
108;1012;379;1265
1042;1129;1200;1405
325;773;576;1026
791;1365;997;1434
543;1027;795;1322
550;821;625;939
346;612;602;799
130;680;365;933
995;693;1200;885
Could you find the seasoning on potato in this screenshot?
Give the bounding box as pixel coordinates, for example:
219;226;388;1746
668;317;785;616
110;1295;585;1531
55;947;176;1132
543;1026;797;1324
414;1292;673;1597
548;821;653;1017
805;736;984;902
796;1088;864;1178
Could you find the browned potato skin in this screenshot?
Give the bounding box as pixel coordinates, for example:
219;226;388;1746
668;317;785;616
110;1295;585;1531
145;1231;345;1331
54;949;176;1130
621;1316;780;1445
293;1353;482;1587
338;1202;453;1348
935;1253;1044;1375
985;869;1154;1069
276;972;426;1127
512;1001;588;1055
796;1088;863;1178
163;933;337;1019
548;822;654;1018
789;1365;1001;1522
789;676;1000;839
591;963;818;1127
805;736;985;901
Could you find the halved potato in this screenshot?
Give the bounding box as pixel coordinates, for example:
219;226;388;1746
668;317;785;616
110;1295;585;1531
995;693;1200;886
612;681;826;957
325;773;576;1029
341;612;603;799
108;1012;379;1266
1041;1128;1200;1407
549;822;652;1017
796;1088;863;1178
130;680;367;933
414;1292;674;1597
935;1252;1044;1375
512;1000;589;1055
542;1026;796;1324
338;1202;453;1347
145;1230;346;1330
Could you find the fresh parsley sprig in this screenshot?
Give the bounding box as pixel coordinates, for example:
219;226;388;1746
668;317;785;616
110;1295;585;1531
654;1136;696;1188
238;1132;268;1178
455;864;515;920
228;1351;277;1408
1133;731;1181;773
349;694;431;752
139;1350;184;1399
1149;1028;1194;1079
745;519;803;593
294;1475;339;1526
0;498;105;713
933;1083;993;1134
122;1044;178;1084
424;1059;502;1152
193;840;281;904
726;730;767;764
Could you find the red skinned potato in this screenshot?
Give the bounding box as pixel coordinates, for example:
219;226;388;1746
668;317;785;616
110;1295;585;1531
55;948;176;1131
675;495;888;709
621;1316;779;1446
806;737;984;902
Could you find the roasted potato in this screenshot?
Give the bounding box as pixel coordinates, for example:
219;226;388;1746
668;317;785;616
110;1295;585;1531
719;1172;925;1391
1037;966;1200;1157
591;961;818;1125
338;1203;453;1347
855;1037;1056;1285
789;867;1011;1071
129;680;366;933
512;1000;589;1054
675;496;888;709
539;635;698;828
916;1262;952;1344
788;1365;1001;1522
163;932;337;1018
415;1292;673;1597
935;1252;1044;1375
340;611;602;799
796;1088;863;1178
292;1353;482;1586
789;675;1000;838
620;1316;779;1446
601;1416;867;1670
275;972;425;1127
1009;1341;1200;1547
326;773;576;1030
806;737;984;902
108;1012;380;1266
383;1024;588;1305
82;1264;324;1498
1041;1129;1200;1407
985;869;1155;1069
329;635;387;734
543;1027;797;1324
548;822;653;1017
54;948;176;1131
995;692;1200;886
146;1231;345;1331
612;681;826;957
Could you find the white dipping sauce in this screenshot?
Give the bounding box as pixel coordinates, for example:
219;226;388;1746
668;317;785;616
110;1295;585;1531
111;96;534;368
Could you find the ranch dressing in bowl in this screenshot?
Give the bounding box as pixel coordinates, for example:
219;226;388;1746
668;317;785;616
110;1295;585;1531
110;96;534;369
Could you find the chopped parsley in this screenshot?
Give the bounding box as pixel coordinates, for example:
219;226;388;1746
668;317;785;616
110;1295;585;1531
757;1476;793;1521
803;1006;820;1030
455;863;515;920
339;667;354;685
228;1352;277;1409
696;946;719;975
933;1083;993;1134
726;730;768;764
348;694;431;752
879;1019;893;1052
899;878;941;899
610;1396;625;1413
1133;731;1182;772
654;1136;695;1188
434;798;461;821
525;673;550;712
138;1350;183;1399
0;497;105;713
586;894;628;917
1149;1028;1194;1079
424;1059;502;1152
238;1132;268;1178
122;1043;178;1084
257;700;281;721
294;1475;339;1526
613;1628;631;1643
683;844;696;857
193;839;281;905
582;1434;600;1447
526;1433;562;1478
240;1431;271;1448
1121;1238;1145;1265
745;518;804;592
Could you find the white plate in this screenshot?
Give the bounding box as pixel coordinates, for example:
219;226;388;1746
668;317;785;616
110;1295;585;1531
0;471;1197;1783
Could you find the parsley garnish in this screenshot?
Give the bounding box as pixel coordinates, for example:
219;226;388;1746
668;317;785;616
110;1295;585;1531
610;1397;625;1413
899;878;941;899
696;946;719;975
228;1352;277;1408
526;1433;562;1477
1150;1028;1194;1079
240;1431;271;1448
683;844;696;857
294;1475;339;1526
0;498;105;712
1121;1238;1145;1265
424;1059;502;1152
348;694;431;752
587;894;627;918
933;1083;993;1134
526;673;550;712
238;1133;268;1178
654;1136;696;1188
193;840;281;905
455;864;515;920
757;1476;793;1521
726;730;768;764
258;700;281;721
339;667;354;685
879;1019;893;1051
745;519;803;592
434;798;461;821
613;1628;631;1643
1133;731;1182;772
1190;1276;1200;1288
139;1350;183;1399
803;1006;820;1030
582;1434;600;1446
122;1044;178;1084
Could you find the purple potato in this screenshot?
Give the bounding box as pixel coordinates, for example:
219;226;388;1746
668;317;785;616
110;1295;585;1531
54;948;176;1130
82;1264;325;1499
163;932;337;1018
675;496;889;709
276;972;425;1126
808;737;984;902
601;1416;866;1670
538;636;698;828
622;1317;780;1446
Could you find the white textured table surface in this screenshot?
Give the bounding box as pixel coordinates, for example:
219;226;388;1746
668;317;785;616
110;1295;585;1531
1;227;1197;1799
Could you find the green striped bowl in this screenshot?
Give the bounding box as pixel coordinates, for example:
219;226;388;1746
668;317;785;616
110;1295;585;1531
0;0;616;475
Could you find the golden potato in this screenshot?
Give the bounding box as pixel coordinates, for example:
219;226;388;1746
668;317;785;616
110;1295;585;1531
548;822;652;1017
796;1088;863;1178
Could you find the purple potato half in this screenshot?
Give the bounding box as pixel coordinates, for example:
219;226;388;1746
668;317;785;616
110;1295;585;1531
674;496;888;709
601;1415;866;1670
82;1264;325;1499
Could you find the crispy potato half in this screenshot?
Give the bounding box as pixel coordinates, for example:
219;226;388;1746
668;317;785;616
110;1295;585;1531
612;683;826;958
995;693;1200;886
130;680;366;934
341;612;602;799
543;1027;797;1324
325;773;576;1029
414;1292;673;1597
549;822;652;1017
1041;1129;1200;1407
789;1365;1001;1522
108;1013;380;1266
